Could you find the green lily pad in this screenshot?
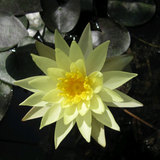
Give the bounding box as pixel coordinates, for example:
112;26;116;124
26;12;44;37
0;12;28;52
17;36;36;47
0;38;41;85
0;51;15;85
0;80;13;121
0;0;42;15
107;0;156;26
17;15;28;29
40;0;80;33
91;18;130;57
6;47;41;81
40;27;65;44
41;27;55;44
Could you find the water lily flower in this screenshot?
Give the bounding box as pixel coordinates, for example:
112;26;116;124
14;23;143;149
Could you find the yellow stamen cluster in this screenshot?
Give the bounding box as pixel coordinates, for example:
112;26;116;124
57;71;92;104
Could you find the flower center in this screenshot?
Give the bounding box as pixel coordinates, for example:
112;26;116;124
57;71;92;104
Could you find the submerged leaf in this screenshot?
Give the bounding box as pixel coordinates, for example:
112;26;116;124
0;44;41;85
26;12;44;37
0;12;28;52
91;18;130;57
107;0;156;26
0;0;42;15
0;81;13;121
0;51;15;85
40;0;80;33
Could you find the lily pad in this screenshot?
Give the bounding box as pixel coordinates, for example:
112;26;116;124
6;46;41;81
26;12;44;37
0;38;41;85
40;0;80;33
0;0;42;15
0;12;28;52
107;0;156;26
0;51;15;85
40;27;55;44
17;36;36;47
17;15;28;29
0;80;13;121
91;18;130;57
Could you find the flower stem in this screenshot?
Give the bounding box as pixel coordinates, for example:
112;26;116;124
122;109;158;131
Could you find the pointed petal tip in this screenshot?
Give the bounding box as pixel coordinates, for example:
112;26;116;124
39;125;43;130
30;53;37;61
19;102;24;106
35;41;41;46
86;137;91;143
102;144;106;148
133;73;138;77
30;53;34;57
21;118;25;122
138;102;143;107
99;140;106;148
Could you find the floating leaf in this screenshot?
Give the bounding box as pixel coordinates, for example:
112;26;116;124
17;36;36;47
0;0;42;15
6;47;41;81
40;27;55;44
0;12;28;52
26;12;44;37
17;15;28;29
39;27;66;45
40;0;80;33
0;51;15;85
91;18;130;57
107;0;156;26
0;80;13;121
0;38;41;85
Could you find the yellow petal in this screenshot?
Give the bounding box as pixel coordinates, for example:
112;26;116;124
90;94;105;114
55;29;70;56
88;71;103;93
35;41;55;60
86;40;110;75
42;89;63;103
61;98;73;108
47;68;66;82
40;103;64;129
77;100;90;116
31;54;57;75
20;91;47;106
55;48;72;72
70;59;86;77
101;53;133;72
14;76;41;92
92;104;120;131
105;89;143;107
103;71;137;89
76;110;92;142
28;76;57;92
98;87;123;102
78;23;93;59
91;116;106;147
54;118;75;149
22;106;49;121
69;41;85;62
63;104;78;125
